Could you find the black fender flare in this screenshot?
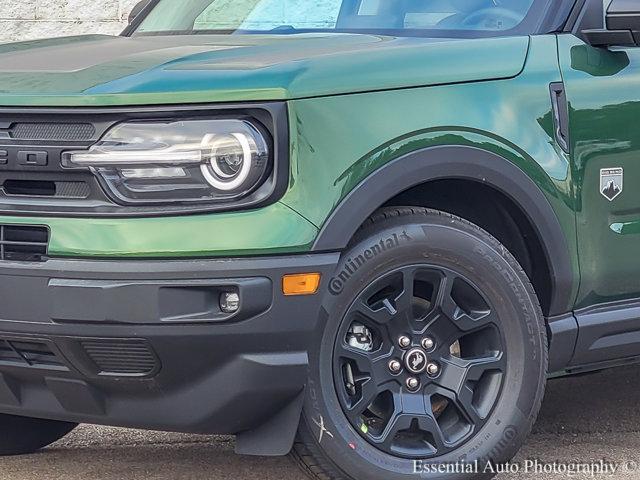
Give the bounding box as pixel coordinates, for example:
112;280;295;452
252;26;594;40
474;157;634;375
311;145;574;317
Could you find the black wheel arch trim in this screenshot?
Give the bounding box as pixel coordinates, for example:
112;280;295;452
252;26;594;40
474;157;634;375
311;145;574;317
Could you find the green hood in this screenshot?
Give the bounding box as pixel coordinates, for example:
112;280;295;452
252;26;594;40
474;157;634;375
0;33;529;107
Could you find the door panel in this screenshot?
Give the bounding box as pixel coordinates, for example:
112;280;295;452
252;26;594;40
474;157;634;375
559;34;640;308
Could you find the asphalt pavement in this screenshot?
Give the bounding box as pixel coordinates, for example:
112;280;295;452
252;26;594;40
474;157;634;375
2;366;640;479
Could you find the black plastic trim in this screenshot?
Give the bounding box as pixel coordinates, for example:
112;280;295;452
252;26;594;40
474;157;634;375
121;0;158;36
550;82;571;153
235;391;305;456
0;102;289;218
543;0;580;32
571;298;640;367
311;145;574;316
546;298;640;374
564;0;589;32
547;312;578;372
0;252;339;443
127;0;153;26
607;0;640;31
582;28;638;47
563;355;640;376
569;0;640;46
0;253;339;325
48;277;273;325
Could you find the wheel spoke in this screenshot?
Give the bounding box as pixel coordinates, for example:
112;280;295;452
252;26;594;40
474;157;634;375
454;309;498;333
353;298;397;324
402;392;446;450
335;343;396;424
435;272;497;333
415;412;447;451
394;267;417;317
423;310;462;355
374;391;447;453
347;376;381;417
436;353;505;423
352;266;418;325
335;341;373;372
437;354;504;393
377;412;411;450
335;341;392;378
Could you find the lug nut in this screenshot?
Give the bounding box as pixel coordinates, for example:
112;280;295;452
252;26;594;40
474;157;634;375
406;377;420;391
427;363;440;376
398;336;411;349
388;359;402;374
421;337;435;351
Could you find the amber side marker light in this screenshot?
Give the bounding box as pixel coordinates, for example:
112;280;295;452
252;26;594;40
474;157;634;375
282;273;321;296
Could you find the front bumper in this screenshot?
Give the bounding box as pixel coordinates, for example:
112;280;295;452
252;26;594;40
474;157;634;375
0;253;338;434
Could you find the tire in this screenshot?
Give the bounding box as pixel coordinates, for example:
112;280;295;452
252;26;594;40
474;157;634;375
0;414;77;455
292;207;547;480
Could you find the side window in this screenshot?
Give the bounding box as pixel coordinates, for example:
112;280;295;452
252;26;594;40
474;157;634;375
194;0;343;30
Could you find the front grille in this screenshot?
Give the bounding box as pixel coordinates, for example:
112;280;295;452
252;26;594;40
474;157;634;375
81;339;159;377
3;179;91;198
9;123;96;141
0;339;67;370
0;225;48;262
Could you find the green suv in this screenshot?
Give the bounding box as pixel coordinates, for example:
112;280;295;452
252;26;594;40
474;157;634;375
0;0;637;478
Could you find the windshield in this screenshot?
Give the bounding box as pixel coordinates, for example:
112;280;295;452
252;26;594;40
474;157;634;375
134;0;549;37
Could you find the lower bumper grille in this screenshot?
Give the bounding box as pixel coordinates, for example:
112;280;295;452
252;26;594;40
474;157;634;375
0;336;159;378
80;339;159;377
0;339;67;370
0;225;48;262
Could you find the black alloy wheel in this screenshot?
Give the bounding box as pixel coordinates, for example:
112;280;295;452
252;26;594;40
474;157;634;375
334;264;505;459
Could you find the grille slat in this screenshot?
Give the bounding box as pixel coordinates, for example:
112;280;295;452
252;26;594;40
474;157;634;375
0;225;48;262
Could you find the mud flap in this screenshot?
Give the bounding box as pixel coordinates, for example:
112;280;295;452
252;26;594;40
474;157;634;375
235;390;305;456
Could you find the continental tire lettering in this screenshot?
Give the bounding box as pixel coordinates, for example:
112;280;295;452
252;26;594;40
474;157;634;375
328;231;412;295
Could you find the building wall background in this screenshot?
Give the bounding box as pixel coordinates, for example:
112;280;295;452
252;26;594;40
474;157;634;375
0;0;139;43
0;0;346;44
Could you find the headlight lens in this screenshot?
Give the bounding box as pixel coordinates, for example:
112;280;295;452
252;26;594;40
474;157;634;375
64;119;270;205
201;133;258;191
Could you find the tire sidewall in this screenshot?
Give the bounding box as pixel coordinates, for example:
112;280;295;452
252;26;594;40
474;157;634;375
302;213;546;480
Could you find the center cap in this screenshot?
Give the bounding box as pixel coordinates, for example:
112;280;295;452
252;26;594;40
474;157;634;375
405;348;428;374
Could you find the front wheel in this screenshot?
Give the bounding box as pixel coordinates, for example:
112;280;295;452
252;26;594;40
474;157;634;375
292;208;547;480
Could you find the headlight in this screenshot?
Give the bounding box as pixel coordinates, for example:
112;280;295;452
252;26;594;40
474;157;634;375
64;119;270;205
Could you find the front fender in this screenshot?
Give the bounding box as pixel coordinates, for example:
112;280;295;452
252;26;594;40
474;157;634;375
311;145;573;317
281;36;577;316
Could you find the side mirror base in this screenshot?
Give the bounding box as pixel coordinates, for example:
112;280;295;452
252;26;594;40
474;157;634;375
582;29;639;48
581;0;640;48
